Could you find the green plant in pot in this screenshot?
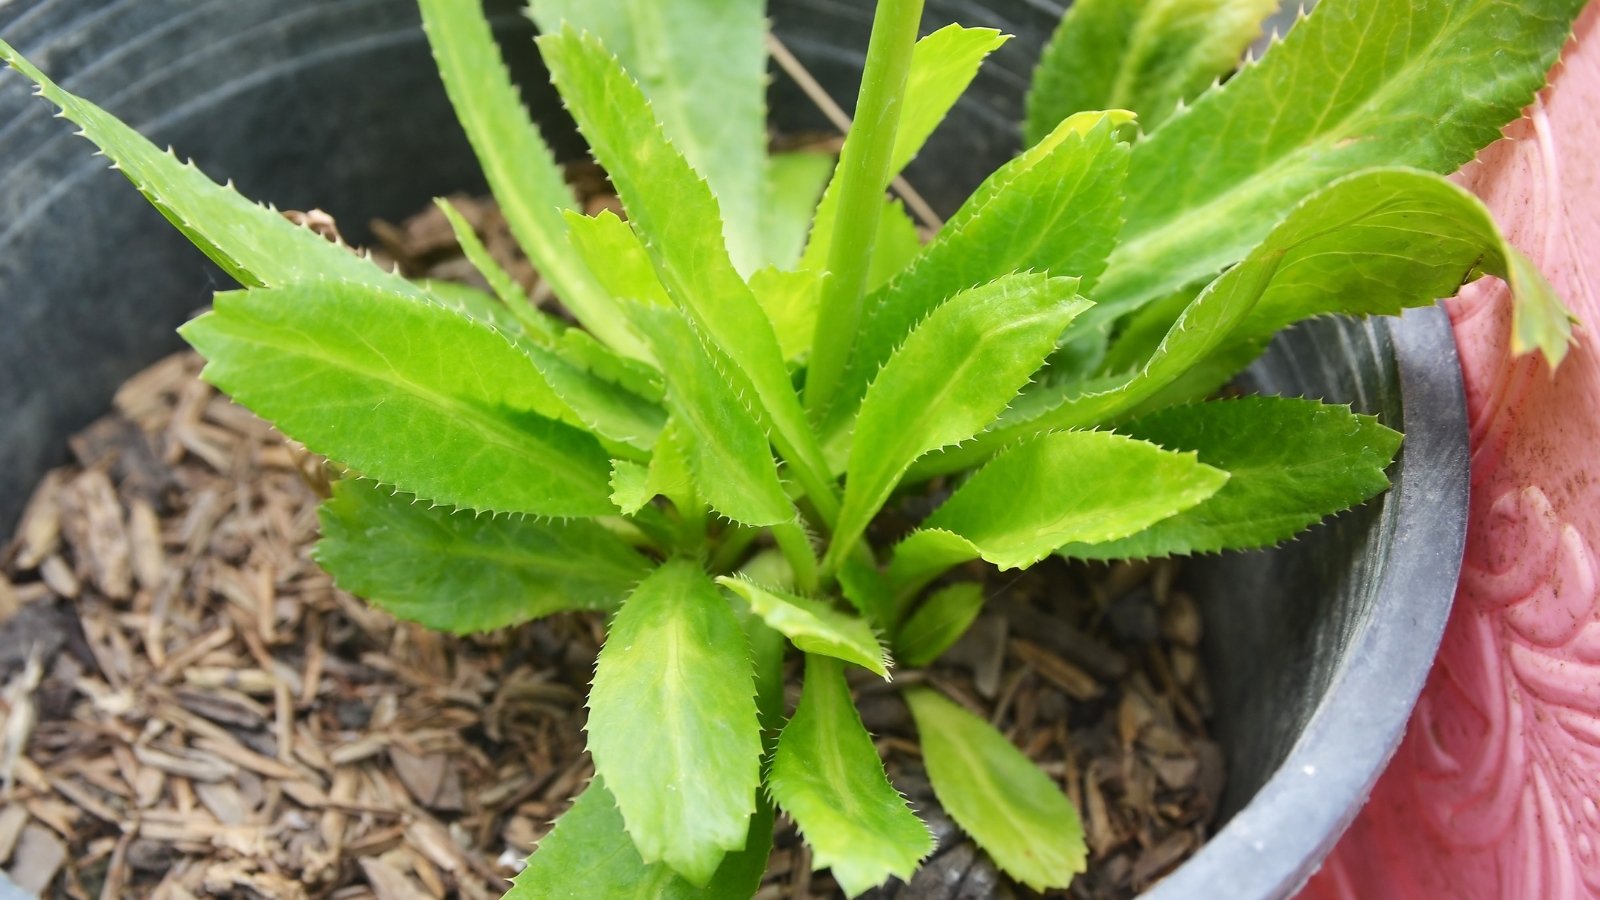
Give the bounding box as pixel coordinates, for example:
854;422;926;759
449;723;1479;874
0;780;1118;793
0;0;1581;894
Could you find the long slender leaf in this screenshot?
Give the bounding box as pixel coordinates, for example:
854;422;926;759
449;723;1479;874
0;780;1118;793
829;273;1087;569
586;560;762;885
0;40;420;296
922;431;1227;570
434;198;563;341
509;777;772;899
529;0;768;273
1093;0;1586;326
315;479;649;633
417;0;649;359
541;29;838;520
1025;0;1276;141
768;655;932;897
825;112;1129;434
927;167;1572;475
895;582;985;668
904;686;1086;891
179;282;614;516
1059;397;1402;558
717;577;890;679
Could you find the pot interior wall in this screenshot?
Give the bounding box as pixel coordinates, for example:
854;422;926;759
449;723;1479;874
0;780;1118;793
0;2;1464;897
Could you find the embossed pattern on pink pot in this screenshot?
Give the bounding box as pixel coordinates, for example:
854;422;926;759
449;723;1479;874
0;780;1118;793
1299;6;1600;899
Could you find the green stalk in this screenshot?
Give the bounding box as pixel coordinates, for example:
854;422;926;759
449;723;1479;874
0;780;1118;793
803;0;926;417
773;522;821;594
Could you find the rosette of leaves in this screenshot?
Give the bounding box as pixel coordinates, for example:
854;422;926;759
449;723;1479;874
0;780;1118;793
0;0;1582;893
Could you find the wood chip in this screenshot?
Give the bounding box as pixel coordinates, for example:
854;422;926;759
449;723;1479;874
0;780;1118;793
7;823;67;893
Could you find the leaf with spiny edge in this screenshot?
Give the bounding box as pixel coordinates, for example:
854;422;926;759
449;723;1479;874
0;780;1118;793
0;38;421;296
823;112;1130;439
315;479;649;633
885;529;982;625
586;560;763;886
1025;0;1277;142
541;28;835;515
1091;0;1588;337
433;198;563;342
508;776;772;899
179;280;614;517
924;167;1574;476
528;0;769;274
717;577;891;679
768;655;933;897
905;686;1087;891
417;0;650;360
1058;396;1401;559
828;273;1088;572
922;430;1228;571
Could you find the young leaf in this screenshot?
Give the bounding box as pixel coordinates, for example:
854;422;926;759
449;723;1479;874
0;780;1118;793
885;529;982;622
433;198;563;341
179;282;614;517
927;167;1573;475
1093;0;1588;322
0;39;421;297
629;308;796;528
826;112;1129;432
717;577;890;679
828;273;1088;570
768;655;933;896
1058;397;1402;559
586;560;763;885
541;29;838;521
1024;0;1276;142
509;776;772;900
750;266;824;363
904;686;1086;891
868;198;925;291
761;152;837;270
800;25;1011;271
528;0;768;274
923;430;1228;570
315;479;649;633
417;0;649;359
895;582;985;668
562;210;674;309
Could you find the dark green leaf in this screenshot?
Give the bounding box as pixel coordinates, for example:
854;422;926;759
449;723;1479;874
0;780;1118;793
905;686;1086;891
315;479;648;633
587;560;762;885
179;282;614;516
769;655;932;896
1059;397;1401;558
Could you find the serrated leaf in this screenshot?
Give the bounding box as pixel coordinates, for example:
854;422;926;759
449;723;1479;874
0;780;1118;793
885;529;981;623
825;112;1129;434
0;39;420;296
1093;0;1587;325
417;0;648;359
801;25;1010;271
895;582;985;668
434;198;563;341
1059;397;1402;559
563;209;673;309
904;686;1086;891
923;431;1227;570
314;479;648;633
542;29;835;513
769;655;932;896
178;282;613;516
930;167;1572;474
1025;0;1276;142
587;560;762;885
717;577;890;679
828;273;1088;570
529;0;768;274
509;776;772;900
762;151;836;270
630;308;795;528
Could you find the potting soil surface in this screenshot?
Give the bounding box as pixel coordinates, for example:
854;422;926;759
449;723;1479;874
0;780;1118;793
0;194;1223;900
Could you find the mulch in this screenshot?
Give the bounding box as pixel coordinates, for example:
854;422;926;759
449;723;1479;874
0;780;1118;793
0;194;1223;899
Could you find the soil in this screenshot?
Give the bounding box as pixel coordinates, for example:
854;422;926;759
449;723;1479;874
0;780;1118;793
0;195;1223;900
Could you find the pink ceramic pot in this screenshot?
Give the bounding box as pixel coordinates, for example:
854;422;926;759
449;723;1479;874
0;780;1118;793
1301;4;1600;898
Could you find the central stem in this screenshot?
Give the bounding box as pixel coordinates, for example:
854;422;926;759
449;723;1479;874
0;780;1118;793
803;0;925;417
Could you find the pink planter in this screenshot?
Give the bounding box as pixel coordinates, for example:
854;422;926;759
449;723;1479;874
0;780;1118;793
1301;5;1600;898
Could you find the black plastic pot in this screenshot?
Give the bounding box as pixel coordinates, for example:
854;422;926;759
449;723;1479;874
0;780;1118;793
0;2;1466;897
